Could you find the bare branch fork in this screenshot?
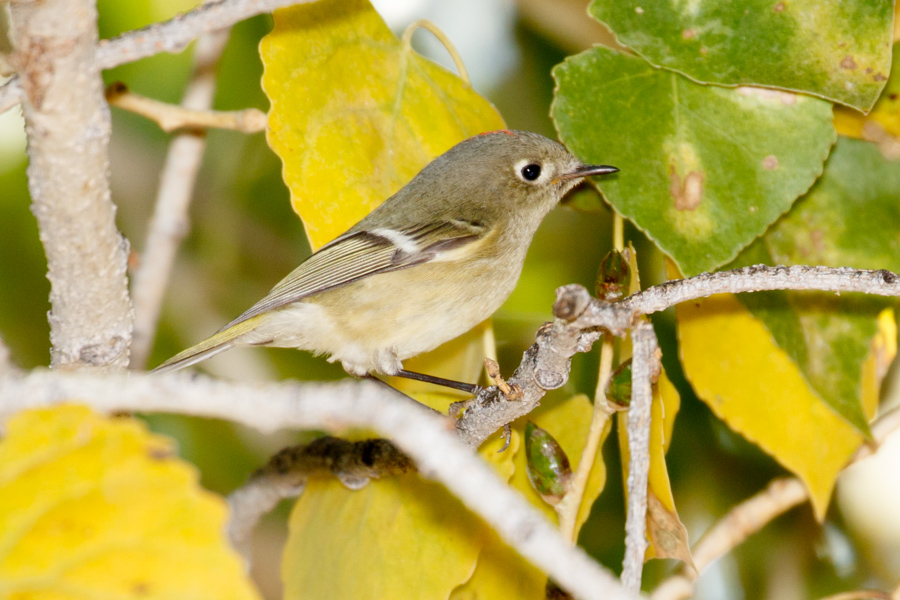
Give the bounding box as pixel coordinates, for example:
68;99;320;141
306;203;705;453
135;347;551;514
0;0;313;115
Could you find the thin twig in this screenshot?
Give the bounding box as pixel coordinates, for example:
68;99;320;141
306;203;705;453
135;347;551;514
557;332;614;541
106;82;266;133
129;25;232;370
621;265;900;317
651;405;900;600
455;265;900;449
557;213;625;541
9;0;133;370
0;370;638;600
401;20;470;85
621;320;659;593
0;0;312;116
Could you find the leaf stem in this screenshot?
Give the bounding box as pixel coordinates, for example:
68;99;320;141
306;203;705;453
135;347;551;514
613;211;624;251
106;82;266;134
401;19;470;85
557;333;615;541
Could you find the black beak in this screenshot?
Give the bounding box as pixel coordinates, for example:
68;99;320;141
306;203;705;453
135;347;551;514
558;164;619;181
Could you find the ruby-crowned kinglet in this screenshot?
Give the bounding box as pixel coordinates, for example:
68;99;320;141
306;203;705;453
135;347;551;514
153;131;617;378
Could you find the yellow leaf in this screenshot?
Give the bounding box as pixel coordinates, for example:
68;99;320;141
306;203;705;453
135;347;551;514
260;0;505;250
449;533;545;600
0;405;259;600
283;426;516;600
676;292;867;519
452;394;606;599
861;308;897;419
646;490;693;568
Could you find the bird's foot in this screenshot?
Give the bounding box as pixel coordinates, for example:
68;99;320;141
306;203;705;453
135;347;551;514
483;358;522;400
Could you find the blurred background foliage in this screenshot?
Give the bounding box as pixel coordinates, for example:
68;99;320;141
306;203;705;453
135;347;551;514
0;0;898;598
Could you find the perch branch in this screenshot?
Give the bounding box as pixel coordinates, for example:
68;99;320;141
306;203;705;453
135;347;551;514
0;0;311;116
0;370;638;600
8;0;133;371
651;405;900;600
106;82;266;133
130;24;232;370
456;266;900;449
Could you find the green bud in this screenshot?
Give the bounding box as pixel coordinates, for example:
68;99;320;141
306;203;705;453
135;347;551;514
524;421;572;505
595;249;631;302
605;359;633;409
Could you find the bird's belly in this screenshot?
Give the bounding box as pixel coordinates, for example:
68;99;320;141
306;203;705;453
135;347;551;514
300;261;519;373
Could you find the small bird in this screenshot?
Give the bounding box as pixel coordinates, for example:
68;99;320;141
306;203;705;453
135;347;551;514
153;131;617;388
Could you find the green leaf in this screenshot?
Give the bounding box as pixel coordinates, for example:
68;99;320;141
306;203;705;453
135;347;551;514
552;47;835;276
605;358;633;409
729;136;900;432
590;0;893;111
452;395;607;600
524;422;573;505
595;249;631;302
835;44;900;143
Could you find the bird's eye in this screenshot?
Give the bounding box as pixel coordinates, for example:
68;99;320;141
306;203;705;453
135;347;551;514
520;163;541;181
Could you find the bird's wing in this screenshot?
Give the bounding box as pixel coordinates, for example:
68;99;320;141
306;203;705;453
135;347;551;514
220;218;488;330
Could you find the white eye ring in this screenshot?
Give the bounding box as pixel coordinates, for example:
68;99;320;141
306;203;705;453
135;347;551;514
515;159;545;183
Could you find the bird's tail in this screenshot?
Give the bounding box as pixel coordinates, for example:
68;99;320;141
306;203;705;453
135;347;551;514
151;317;262;374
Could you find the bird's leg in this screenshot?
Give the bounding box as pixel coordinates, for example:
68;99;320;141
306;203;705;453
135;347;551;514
363;374;443;415
393;369;481;396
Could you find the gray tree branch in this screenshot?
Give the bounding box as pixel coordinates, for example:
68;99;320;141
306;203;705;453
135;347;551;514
0;0;309;116
130;25;232;370
621;265;900;316
1;265;897;597
8;0;132;371
621;320;659;593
